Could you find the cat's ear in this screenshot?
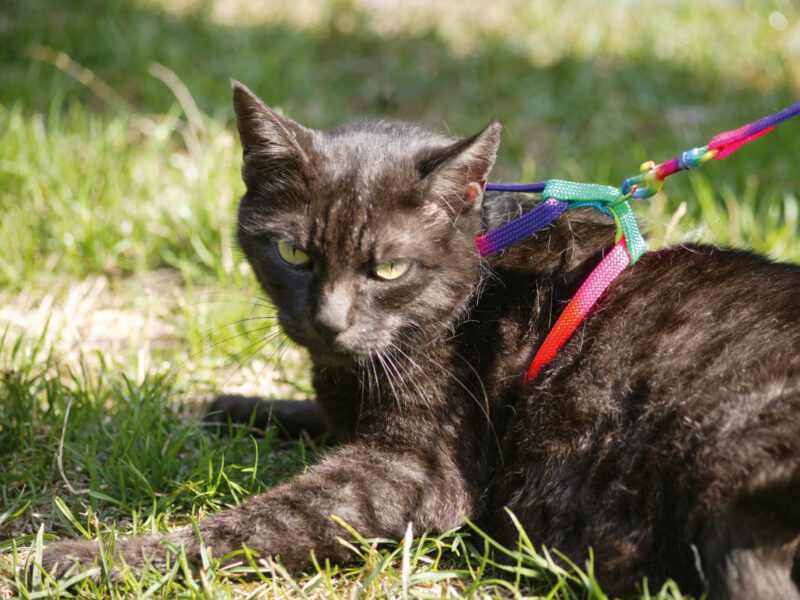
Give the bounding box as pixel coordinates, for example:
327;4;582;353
231;80;314;175
417;120;501;214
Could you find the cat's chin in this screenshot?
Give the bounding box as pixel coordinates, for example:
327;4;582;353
289;327;397;369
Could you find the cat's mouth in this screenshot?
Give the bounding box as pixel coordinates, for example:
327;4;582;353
311;334;391;367
280;316;393;367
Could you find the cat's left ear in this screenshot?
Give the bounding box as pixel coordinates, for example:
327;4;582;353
418;120;502;214
231;80;315;184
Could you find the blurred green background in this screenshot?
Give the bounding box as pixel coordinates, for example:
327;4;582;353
2;0;799;293
1;1;799;596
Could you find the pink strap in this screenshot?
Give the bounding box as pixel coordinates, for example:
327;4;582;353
709;125;774;159
525;238;631;384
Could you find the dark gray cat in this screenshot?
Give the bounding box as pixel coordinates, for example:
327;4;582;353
36;82;800;599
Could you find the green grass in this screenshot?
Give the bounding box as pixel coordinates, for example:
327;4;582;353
2;331;691;599
1;0;799;597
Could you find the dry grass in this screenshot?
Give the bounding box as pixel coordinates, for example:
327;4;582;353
2;0;799;597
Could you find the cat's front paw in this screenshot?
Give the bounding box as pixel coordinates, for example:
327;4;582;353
29;531;190;584
29;538;106;583
205;395;329;439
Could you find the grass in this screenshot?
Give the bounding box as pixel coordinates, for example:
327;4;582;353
1;0;799;597
2;332;688;599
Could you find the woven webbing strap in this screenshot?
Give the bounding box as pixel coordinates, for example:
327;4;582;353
479;100;799;383
525;238;630;384
475;198;568;257
542;180;646;264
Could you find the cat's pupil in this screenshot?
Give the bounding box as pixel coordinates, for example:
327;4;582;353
373;260;410;281
276;240;311;266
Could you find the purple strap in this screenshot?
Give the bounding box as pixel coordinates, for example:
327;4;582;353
709;101;800;160
485;182;547;193
735;101;800;134
475;198;569;257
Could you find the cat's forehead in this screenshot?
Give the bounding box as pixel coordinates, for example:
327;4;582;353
314;121;452;186
292;122;454;257
306;192;450;263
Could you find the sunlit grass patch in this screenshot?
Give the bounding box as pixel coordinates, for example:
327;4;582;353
2;0;800;597
0;98;242;289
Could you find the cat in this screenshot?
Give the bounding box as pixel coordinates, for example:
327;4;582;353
34;81;800;599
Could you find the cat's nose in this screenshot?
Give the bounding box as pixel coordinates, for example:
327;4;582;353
312;284;353;339
312;310;348;338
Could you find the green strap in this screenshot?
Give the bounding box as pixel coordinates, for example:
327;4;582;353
608;199;646;263
543;179;621;204
542;179;646;264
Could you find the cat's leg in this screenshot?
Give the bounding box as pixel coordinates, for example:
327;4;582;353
32;531;187;583
204;395;328;439
34;439;476;579
704;466;800;600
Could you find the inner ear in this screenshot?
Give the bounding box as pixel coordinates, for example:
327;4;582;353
417;120;501;215
466;180;487;203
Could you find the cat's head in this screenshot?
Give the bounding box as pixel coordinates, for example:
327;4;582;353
232;81;500;366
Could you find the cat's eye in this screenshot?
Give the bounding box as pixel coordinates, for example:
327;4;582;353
276;241;311;266
373;260;411;281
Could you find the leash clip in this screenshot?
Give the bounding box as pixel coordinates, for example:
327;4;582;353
620;160;664;200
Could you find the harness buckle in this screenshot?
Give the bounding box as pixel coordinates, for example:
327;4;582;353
620;160;665;200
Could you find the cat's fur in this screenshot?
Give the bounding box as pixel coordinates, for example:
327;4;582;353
35;82;800;598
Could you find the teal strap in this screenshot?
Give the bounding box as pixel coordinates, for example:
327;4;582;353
566;200;614;218
608;199;646;263
543;179;621;204
542;179;646;264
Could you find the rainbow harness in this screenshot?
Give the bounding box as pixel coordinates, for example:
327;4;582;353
477;101;800;385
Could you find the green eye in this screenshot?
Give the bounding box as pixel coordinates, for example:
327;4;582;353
373;260;411;281
276;241;311;266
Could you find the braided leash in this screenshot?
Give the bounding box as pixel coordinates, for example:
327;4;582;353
478;100;800;384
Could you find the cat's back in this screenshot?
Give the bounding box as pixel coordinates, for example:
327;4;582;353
479;192;800;388
479;207;800;595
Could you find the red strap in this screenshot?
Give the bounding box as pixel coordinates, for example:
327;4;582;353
525;238;630;384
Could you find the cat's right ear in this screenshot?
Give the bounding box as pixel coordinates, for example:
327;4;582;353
417;120;502;216
231;81;314;178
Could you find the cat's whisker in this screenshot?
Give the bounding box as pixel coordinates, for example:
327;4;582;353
388;343;423;375
243;337;296;398
385;344;431;404
217;332;300;398
375;351;401;408
371;355;384;407
218;329;284;371
218;335;278;390
365;354;381;404
270;337;299;380
153;319;282;384
380;349;417;409
195;323;282;358
451;350;504;465
178;293;278;313
356;357;369;424
200;317;280;343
